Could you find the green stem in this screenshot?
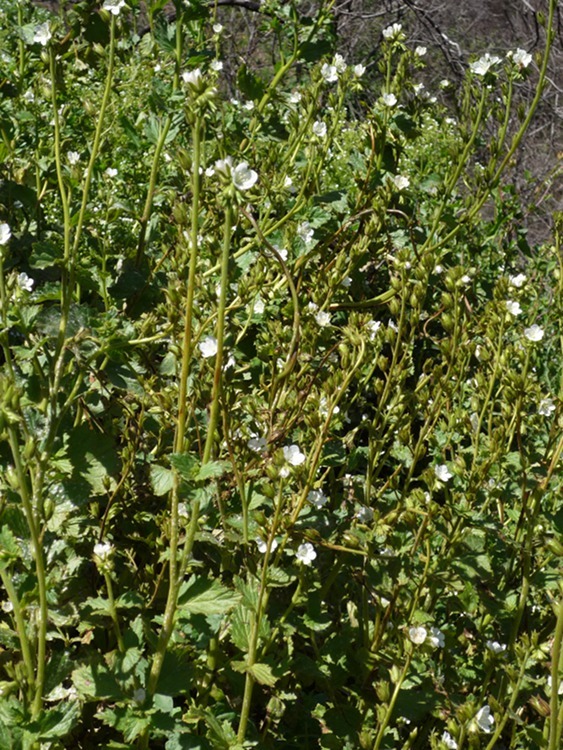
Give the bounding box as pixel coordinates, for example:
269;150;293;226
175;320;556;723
549;596;563;750
238;480;285;742
6;426;48;719
142;118;203;711
372;650;413;750
135;13;182;265
0;569;35;701
483;646;531;750
104;571;125;654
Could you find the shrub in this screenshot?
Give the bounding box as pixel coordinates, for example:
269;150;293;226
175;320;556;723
0;1;561;748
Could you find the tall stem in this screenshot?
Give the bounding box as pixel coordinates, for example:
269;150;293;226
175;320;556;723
6;426;48;718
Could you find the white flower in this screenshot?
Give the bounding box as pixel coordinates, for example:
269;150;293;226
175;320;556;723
1;600;14;613
470;53;501;76
441;731;458;749
210;60;223;72
0;223;11;245
475;705;494;733
17;273;34;292
415;46;427;57
460;274;471;285
308;489;328;509
333;53;347;72
356;506;374;524
232;161;258;191
67;151;80;165
408;626;427;644
213;23;223;34
93;542;114;562
382;23;403;40
366;320;381;340
182;68;203;87
435;464;453;482
486;640;507;654
319;396;339;418
321;63;338;83
382;92;397;107
392;174;410;190
243;100;255;111
524;324;544;342
353;63;366;77
105;167;118;178
505;300;522;316
283;444;306;466
547;675;563;695
247;435;266;452
103;0;127;16
199;336;218;358
297;221;314;245
296;542;317;565
315;310;331;327
538;398;556;416
511;48;532;69
509;272;526;288
428;627;445;648
256;538;278;554
289;91;302;104
284;175;294;188
413;82;425;95
312;120;327;138
252;298;265;315
33;22;51;46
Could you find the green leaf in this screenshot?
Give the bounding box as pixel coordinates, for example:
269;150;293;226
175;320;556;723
36;701;80;740
29;241;61;269
72;661;123;701
0;526;21;566
196;460;229;482
150;464;174;496
229;605;251;653
169;453;199;481
266;566;294;587
67;425;119;495
97;706;150;742
153;693;174;714
178;576;240;616
249;663;277;687
165;733;210;750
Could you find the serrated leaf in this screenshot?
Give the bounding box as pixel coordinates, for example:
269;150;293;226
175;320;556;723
249;663;277;687
150;464;174;496
266;566;294;587
177;576;240;616
196;460;229;482
82;596;113;617
67;425;119;495
72;661;122;701
0;526;21;566
97;706;150;742
229;606;251;653
36;701;80;740
153;693;174;713
170;453;199;481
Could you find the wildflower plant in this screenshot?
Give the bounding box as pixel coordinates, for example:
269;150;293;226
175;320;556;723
0;0;562;748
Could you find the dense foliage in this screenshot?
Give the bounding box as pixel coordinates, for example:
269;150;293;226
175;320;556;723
0;1;562;748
